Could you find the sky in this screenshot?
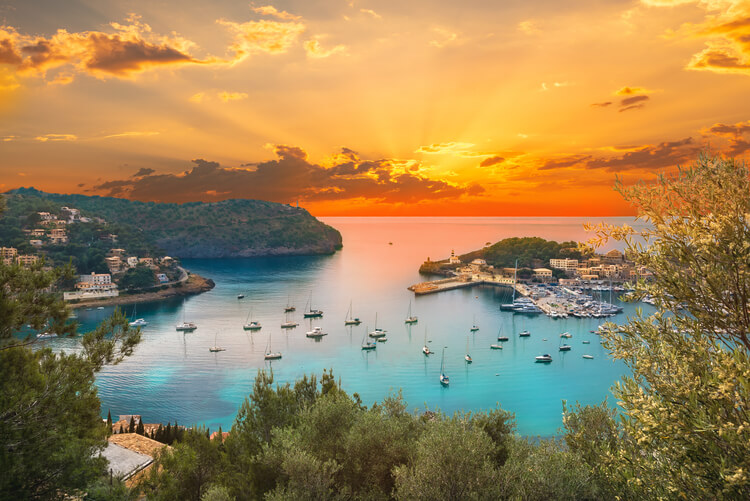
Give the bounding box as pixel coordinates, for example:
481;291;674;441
1;0;749;216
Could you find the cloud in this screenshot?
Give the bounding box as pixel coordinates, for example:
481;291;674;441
537;137;698;172
619;94;650;112
303;39;346;59
218;91;248;102
614;86;653;96
429;27;459;48
518;20;541;35
591;101;612;107
34;134;77;142
252;5;301;21
479;156;504;167
704;120;750;155
189;92;205;103
0;15;203;82
416;142;475;154
103;131;159;138
132;167;156;177
219;18;306;63
360;9;382;19
92;146;482;204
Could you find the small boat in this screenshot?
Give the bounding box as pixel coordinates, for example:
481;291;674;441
377;337;388;343
237;294;245;299
470;315;479;332
582;354;594;359
519;330;531;337
36;332;57;339
405;299;418;324
582;340;591;344
303;292;323;318
209;332;226;352
243;308;262;331
97;306;104;310
439;347;449;386
490;344;503;349
306;326;328;338
560;332;572;339
176;299;197;331
422;329;432;355
128;305;148;327
559;344;572;351
344;300;362;325
497;325;508;342
465;337;472;363
264;331;282;360
281;309;298;329
368;313;387;338
362;329;377;350
535;354;553;363
284;294;295;312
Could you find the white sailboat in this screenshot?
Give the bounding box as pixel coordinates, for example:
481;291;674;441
284;294;296;313
465;337;472;363
209;332;226;352
303;291;323;318
439;347;450;386
368;313;387;338
281;310;298;329
470;314;479;332
405;299;418;324
129;304;147;327
264;331;282;360
176;300;197;331
422;328;432;355
243;308;262;331
362;327;376;350
344;300;362;325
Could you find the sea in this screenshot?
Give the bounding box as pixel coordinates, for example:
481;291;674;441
50;217;654;437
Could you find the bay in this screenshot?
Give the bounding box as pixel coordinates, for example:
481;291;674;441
59;217;653;437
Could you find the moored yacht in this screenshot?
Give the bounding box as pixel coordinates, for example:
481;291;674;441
306;326;328;338
535;354;553;363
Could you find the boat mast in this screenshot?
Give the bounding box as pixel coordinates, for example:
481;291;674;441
512;258;518;302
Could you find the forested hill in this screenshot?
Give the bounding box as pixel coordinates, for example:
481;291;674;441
4;188;342;258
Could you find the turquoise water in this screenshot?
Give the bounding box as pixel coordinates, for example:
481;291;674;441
58;217;652;437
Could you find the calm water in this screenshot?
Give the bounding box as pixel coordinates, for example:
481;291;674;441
57;217;652;436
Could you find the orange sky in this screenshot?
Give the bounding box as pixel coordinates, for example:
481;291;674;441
1;0;749;216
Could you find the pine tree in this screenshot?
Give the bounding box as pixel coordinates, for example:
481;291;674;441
217;425;223;443
165;422;172;444
106;410;112;436
136;419;144;436
118;423;124;434
128;416;135;434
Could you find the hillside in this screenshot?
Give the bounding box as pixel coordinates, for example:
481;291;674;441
3;188;342;259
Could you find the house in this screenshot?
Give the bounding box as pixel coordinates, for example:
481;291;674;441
30;228;45;237
471;258;487;266
105;256;123;273
603;249;625;264
76;272;117;291
160;256;174;266
448;250;461;265
138;257;155;266
37;211;55;221
126;256;139;268
49;228;68;244
108;248;126;258
156;273;169;283
29;239;43;248
101;433;167;486
60;207;80;222
533;268;553;280
549;258;578;273
16;255;39;267
1;247;18;265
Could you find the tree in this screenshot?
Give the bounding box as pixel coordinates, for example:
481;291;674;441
107;410;113;436
0;195;143;499
578;154;750;498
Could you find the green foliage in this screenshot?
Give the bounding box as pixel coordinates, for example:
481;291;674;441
5;188;343;259
119;265;156;291
461;236;590;269
571;153;750;499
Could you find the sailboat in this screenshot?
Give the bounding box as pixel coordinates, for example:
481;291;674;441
344;300;362;325
281;310;299;329
439;347;449;386
243;308;262;331
284;295;296;313
176;300;197;331
303;292;323;318
559;335;572;351
422;329;432;355
362;326;377;350
264;331;282;360
368;313;387;338
465;337;472;363
405;299;418;324
209;332;226;352
129;304;147;327
470;314;479;332
497;324;509;342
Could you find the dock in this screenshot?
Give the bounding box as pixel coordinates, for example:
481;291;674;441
408;275;530;297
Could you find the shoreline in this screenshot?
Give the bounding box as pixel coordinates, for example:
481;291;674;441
68;273;215;309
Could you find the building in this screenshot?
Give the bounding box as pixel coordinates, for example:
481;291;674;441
448;250;461;265
139;257;155;266
105;256;123;273
37;211;55;221
30;228;45;237
471;258;487;266
533;267;553;279
108;248;126;257
603;249;625;264
160;256;174;266
76;272;117;291
549;258;579;273
17;255;39;267
156;273;169;283
60;207;80;222
49;228;68;244
29;239;43;248
127;256;139;268
1;247;18;265
102;433;166;485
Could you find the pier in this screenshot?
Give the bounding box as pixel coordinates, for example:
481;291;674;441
408;274;530;297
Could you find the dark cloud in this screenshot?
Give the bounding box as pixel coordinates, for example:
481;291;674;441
0;37;22;64
479;156;504;167
84;33;195;74
93;146;481;204
537;138;698;173
132;167;156;177
705;121;750;156
591;101;612;107
619;95;649;112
